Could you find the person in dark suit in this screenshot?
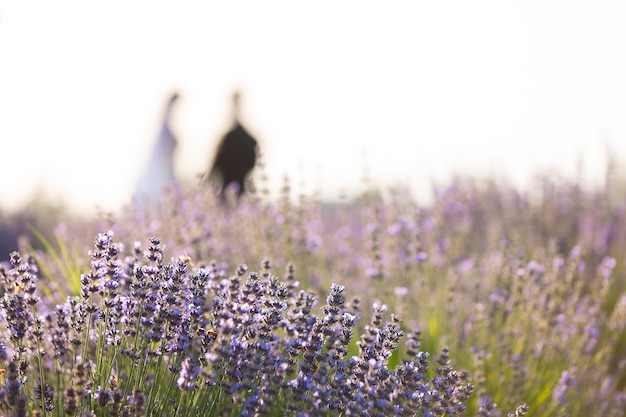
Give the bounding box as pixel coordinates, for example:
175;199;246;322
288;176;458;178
207;91;258;201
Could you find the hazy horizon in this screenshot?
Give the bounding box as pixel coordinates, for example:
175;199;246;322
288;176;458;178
1;1;625;215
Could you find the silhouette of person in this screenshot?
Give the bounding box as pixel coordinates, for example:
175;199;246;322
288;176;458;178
207;91;258;201
133;92;179;203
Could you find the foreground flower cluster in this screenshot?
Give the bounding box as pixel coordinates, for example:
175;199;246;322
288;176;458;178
0;230;517;416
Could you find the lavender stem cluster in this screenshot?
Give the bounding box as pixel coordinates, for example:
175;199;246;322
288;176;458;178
0;230;518;417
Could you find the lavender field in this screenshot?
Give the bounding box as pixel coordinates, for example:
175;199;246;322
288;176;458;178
1;167;626;416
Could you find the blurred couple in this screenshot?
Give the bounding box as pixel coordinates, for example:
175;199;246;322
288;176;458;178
133;90;258;205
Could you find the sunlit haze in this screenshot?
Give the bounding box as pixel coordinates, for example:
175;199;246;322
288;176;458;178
1;1;626;215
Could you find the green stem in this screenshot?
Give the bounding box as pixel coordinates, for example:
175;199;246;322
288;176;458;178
32;306;48;417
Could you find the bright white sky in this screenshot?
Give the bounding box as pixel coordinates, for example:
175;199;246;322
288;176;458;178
1;1;626;215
